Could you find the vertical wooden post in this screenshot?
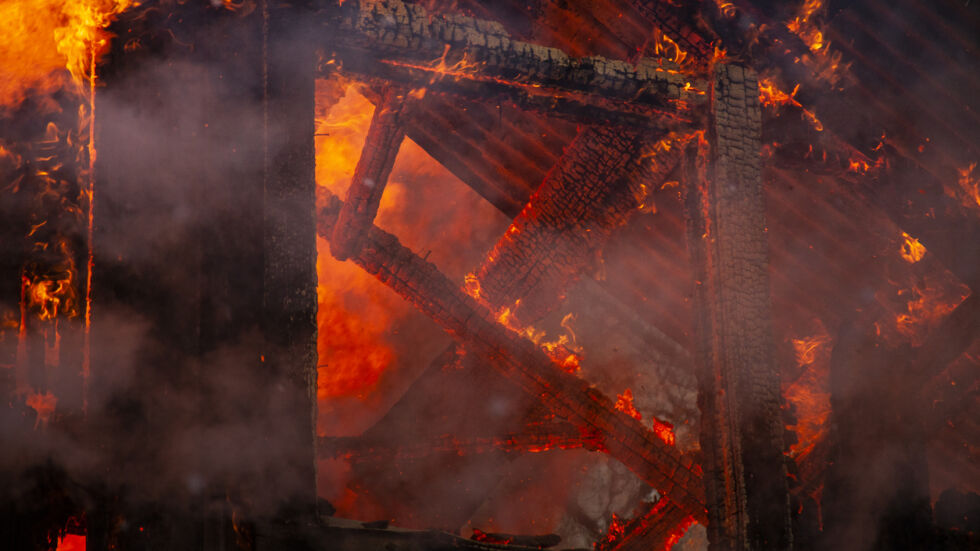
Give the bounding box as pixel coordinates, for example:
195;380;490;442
262;0;319;519
685;63;792;550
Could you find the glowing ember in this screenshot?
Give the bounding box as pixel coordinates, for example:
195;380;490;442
601;513;627;545
786;0;826;54
56;534;86;551
651;417;676;447
0;0;134;108
758;77;824;132
614;388;642;422
463;273;482;299
895;279;970;346
900;232;927;264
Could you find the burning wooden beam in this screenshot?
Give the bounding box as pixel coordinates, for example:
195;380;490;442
473;128;689;325
330;85;407;260
319;0;705;128
684;63;791;549
316;190;708;523
598;497;695;551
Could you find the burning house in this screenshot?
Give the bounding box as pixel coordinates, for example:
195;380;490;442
1;0;978;550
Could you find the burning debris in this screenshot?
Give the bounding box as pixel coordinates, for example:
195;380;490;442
1;1;978;551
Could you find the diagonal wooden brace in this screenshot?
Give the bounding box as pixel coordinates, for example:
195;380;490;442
317;190;708;523
330;85;407;260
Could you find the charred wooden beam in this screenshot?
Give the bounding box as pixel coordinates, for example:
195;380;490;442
330;85;406;260
684;63;791;550
474;128;689;325
316;190;708;523
319;0;705;128
262;0;319;517
599;497;695;551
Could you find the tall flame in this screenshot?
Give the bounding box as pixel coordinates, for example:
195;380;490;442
0;0;134;108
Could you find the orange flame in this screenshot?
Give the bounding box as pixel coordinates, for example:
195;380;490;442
614;388;642;422
947;162;980;215
759;77;824;131
316;85;399;400
651;417;676;447
0;0;134;108
785;328;833;458
899;232;926;264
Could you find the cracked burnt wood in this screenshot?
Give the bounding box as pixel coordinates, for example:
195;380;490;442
319;0;703;128
474;128;689;326
330;85;406;260
316;190;708;523
684;63;791;551
599;497;694;551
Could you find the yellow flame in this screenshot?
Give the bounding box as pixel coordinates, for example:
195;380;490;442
900;232;926;264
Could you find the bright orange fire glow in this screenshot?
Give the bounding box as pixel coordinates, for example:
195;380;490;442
651;417;676;447
948;162;980;215
56;534;86;551
900;232;927;264
0;0;134;108
316;85;399;400
758;77;824;131
785;328;833;458
895;279;970;346
786;0;826;54
614;388;642;422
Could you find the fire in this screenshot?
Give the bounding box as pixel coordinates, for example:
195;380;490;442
26;276;77;322
713;1;737;19
614;388;642;421
0;0;134;108
791;333;832;367
948;162;980;215
649;28;692;71
758;77;824;132
463;272;482;299
786;0;826;54
380;44;485;85
785;328;833;458
900;232;927;264
601;513;627;545
894;279;970;346
651;417;676;447
316;85;400;400
56;534;86;551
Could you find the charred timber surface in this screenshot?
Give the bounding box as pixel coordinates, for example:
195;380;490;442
319;0;704;128
599;497;694;551
475;128;688;325
263;0;319;517
316;191;708;523
330;85;406;260
685;64;791;550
